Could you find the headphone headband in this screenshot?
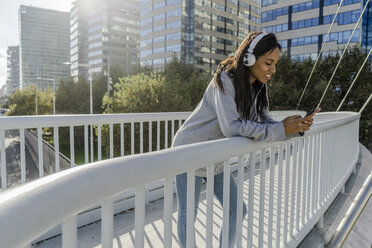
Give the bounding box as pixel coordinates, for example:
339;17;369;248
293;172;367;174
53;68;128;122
247;32;269;54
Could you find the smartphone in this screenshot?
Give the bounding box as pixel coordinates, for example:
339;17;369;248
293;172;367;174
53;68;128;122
305;107;321;117
299;108;321;136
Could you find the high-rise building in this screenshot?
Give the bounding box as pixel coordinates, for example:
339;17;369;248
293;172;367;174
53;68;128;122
361;0;372;50
261;0;363;61
19;5;70;90
140;0;261;71
6;46;20;95
70;0;140;81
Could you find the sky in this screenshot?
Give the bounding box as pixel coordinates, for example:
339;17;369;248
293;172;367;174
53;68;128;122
0;1;73;88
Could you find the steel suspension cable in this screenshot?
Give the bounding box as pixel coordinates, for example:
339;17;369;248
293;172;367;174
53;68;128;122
336;47;372;111
359;92;372;114
296;0;344;110
317;0;370;109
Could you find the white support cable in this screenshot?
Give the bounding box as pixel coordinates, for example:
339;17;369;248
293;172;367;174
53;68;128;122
317;0;370;109
359;92;372;114
296;0;344;109
337;47;372;111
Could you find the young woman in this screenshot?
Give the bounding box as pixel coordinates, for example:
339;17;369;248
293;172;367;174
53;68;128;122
172;31;315;247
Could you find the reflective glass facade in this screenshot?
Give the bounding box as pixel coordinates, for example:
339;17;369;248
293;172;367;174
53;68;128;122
362;0;372;50
261;0;363;61
19;5;70;89
71;0;140;80
6;46;20;95
140;0;260;71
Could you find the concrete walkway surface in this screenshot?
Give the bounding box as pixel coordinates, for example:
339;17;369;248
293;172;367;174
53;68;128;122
35;144;372;248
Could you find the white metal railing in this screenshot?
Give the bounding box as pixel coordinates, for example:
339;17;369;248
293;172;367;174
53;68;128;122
0;111;302;191
0;112;190;190
0;111;360;248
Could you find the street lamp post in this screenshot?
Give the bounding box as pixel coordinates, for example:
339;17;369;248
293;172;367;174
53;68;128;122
63;62;94;162
37;77;56;115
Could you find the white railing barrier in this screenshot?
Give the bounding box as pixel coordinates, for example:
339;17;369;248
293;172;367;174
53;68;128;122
0;111;303;191
0;112;360;248
0;112;190;190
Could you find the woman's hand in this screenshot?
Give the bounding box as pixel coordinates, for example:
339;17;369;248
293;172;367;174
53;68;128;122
282;115;314;136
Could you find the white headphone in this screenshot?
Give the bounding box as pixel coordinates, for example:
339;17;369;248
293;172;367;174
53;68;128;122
243;32;269;67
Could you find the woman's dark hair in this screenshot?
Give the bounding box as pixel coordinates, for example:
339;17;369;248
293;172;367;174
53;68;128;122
213;32;281;120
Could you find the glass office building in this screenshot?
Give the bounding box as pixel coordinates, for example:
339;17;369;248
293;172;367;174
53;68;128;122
6;46;20;95
362;0;372;50
70;0;140;80
261;0;364;61
19;5;70;90
140;0;261;71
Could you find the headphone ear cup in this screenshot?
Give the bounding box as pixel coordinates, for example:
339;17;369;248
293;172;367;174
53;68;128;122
243;53;256;67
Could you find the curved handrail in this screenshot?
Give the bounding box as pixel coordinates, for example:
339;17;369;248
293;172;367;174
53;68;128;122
0;110;304;130
0;112;360;247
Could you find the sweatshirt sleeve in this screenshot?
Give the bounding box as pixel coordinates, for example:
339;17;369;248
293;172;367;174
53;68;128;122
260;107;279;124
213;72;286;142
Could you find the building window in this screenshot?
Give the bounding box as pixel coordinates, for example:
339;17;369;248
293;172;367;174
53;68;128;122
140;49;152;58
141;28;152;37
154;24;165;32
166;44;181;52
262;0;277;7
154;13;165;21
154;47;165;53
262;7;289;22
154;1;166;10
153;58;165;64
141;6;152;16
140;39;152;48
167;8;181;18
166;32;181;41
167;0;181;5
166;20;181;29
154;36;165;43
141;17;152;26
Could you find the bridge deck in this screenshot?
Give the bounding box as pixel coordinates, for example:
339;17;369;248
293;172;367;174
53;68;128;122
35;144;372;248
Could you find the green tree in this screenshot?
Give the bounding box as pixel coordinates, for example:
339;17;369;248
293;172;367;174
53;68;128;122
100;59;210;156
7;86;53;116
56;77;90;114
269;45;372;146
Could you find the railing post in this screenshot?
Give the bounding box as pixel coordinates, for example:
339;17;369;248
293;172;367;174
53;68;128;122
69;126;75;167
247;152;255;247
140;122;143;154
54;126;60;172
135;185;145;248
258;149;266;248
283;141;291;245
222;159;231;248
109;124;113;158
98;125;102;160
131;122;135;155
186;170;195;248
290;140;298;238
36;127;44;177
62;216;77;248
206;164;215;248
276;144;284;248
20;129;26;184
84;125;88;164
268;146;275;247
102;198;113;248
164;177;173;248
148;121;152;152
236;155;244;248
120;123;124;156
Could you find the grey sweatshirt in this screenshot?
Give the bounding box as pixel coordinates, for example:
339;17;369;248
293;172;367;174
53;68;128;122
172;70;286;176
